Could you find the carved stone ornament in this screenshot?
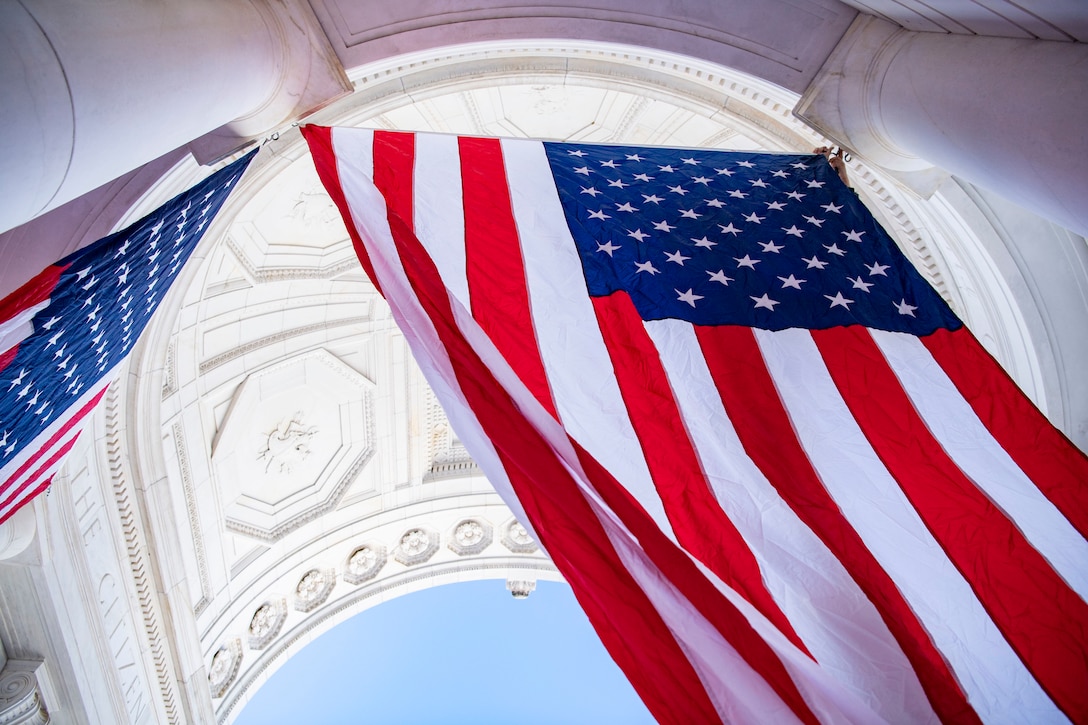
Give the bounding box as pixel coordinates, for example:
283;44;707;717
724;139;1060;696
208;638;243;699
448;518;492;556
0;660;49;725
506;579;537;599
344;543;387;585
256;412;318;475
393;527;439;566
247;598;287;650
501;519;539;554
294;568;336;613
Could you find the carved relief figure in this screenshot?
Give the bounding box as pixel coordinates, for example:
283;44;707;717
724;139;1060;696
257;413;317;474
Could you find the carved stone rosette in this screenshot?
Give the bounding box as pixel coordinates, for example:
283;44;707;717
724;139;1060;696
208;638;243;699
393;527;439;566
343;543;387;585
506;579;537;599
501;519;538;554
294;568;336;613
448;518;492;556
246;598;287;650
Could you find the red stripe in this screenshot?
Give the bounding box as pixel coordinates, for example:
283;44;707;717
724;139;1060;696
0;263;65;330
366;132;724;724
922;327;1088;539
1;384;109;502
299;125;383;295
0;431;81;518
815;325;1088;723
0;475;55;526
458;137;557;419
695;324;979;724
592;292;810;655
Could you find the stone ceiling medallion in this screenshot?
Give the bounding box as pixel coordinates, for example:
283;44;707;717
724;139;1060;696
448;518;492;556
393;527;439;566
212;348;376;542
294;568;336;613
208;638;243;699
343;543;387;585
246;598;288;651
501;519;538;554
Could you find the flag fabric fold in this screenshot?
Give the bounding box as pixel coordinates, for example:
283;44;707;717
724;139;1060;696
303;125;1088;725
0;149;256;524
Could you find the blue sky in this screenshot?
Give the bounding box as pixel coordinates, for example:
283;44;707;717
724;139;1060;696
236;579;655;724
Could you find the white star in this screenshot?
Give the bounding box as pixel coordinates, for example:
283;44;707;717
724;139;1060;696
708;270;733;286
4;440;16;455
749;178;768;188
597;241;621;256
679;208;701;219
803;255;828;269
895;299;918;317
822;202;843;214
7;369;27;390
765;201;786;211
568;149;586;157
607;179;628;189
692;176;711;185
867;261;890;276
81;275;99;290
57;354;72;370
668;184;688;195
782;225;805;238
600;159;618;168
658;164;676;173
705;198;725;208
574;166;591;175
850;276;874;292
744;212;764;224
628;229;649;242
682;157;700;165
0;431;7;447
45;330;62;348
615;202;638;213
803;215;825;227
715;167;735;176
751;293;779;310
665;250;690;266
653;220;675;233
633;173;654;182
75;266;92;281
824;243;847;256
40;316;60;330
791;162;808;170
786;191;806;201
719;223;742;235
806;179;826;188
581;186;601;197
760;240;785;253
589;209;611;221
842;229;866;243
81;293;96;308
635;260;660;275
114;239;130;258
692;236;717;249
53;343;66;360
825;292;854;309
676;288;704;307
737;160;756;168
626;153;643;161
779;274;806;289
728;190;748;199
735;254;760;269
642;194;664;204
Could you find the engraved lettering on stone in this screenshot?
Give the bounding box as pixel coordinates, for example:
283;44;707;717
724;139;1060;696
344;544;386;585
256;413;317;474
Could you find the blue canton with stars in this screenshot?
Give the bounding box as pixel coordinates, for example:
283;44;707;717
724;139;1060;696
542;142;961;335
0;149;255;466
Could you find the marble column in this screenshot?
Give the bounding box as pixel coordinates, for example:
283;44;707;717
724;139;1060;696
0;0;349;235
796;16;1088;238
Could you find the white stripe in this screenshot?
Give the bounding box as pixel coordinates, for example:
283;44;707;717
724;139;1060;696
0;299;50;355
500;137;675;540
645;319;937;724
872;329;1088;601
412;133;469;311
754;327;1065;724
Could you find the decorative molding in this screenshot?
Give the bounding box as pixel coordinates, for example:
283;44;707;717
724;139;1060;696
222;234;360;284
506;579;537;599
501;519;539;554
247;599;288;651
448;518;492;556
198;315;368;374
208;639;243;699
105;386;181;723
229;546;270;582
343;543;387;585
172;422;212;616
161;339;178;398
0;660;48;725
294;569;336;613
393;527;439;566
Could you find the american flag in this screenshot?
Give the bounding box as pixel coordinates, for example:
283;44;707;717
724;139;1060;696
0;149;255;524
304;126;1088;724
